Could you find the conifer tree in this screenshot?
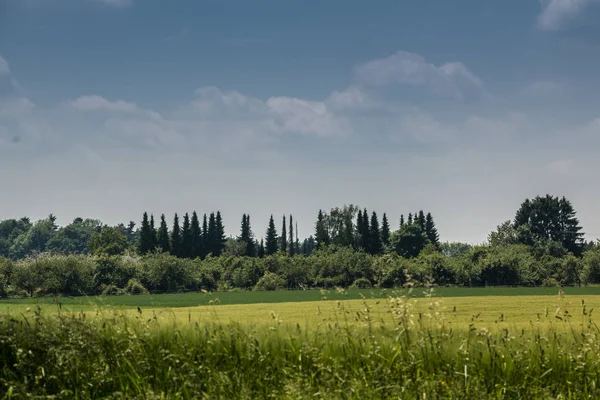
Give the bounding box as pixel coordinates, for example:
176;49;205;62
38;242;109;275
356;209;364;247
361;208;370;251
170;213;182;257
425;212;440;248
149;214;157;252
191;211;201;258
265;215;279;255
381;213;391;247
239;214;255;257
315;209;330;248
181;213;192;258
215;211;226;256
407;213;413;225
281;215;287;253
201;214;208;258
138;212;151;254
370;211;383;254
258;238;265;258
400;214;405;227
418;210;426;232
289;215;295;256
207;212;216;256
157;214;170;253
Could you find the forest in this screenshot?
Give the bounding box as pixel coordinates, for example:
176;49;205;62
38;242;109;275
0;194;599;298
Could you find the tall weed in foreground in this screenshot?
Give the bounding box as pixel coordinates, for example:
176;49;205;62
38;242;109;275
1;292;600;399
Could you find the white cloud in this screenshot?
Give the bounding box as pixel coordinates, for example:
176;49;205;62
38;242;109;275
326;86;369;110
266;96;351;137
96;0;133;6
354;51;486;101
538;0;598;31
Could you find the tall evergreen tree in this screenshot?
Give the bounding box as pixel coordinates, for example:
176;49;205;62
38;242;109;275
265;215;279;255
201;214;208;258
425;212;440;248
559;197;584;255
215;211;226;256
157;214;170;253
138;212;151;254
417;210;426;232
400;214;405;228
361;208;371;251
149;214;157;252
407;213;413;225
381;213;391;247
181;213;192;258
170;213;182;257
289;215;295;256
207;212;216;256
258;238;265;258
239;214;255;257
369;211;383;254
281;215;287;253
315;209;330;248
190;211;201;258
356;209;364;247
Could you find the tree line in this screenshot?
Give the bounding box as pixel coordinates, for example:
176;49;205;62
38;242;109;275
0;194;598;297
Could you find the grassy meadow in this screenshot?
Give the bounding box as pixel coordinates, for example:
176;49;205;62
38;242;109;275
3;287;600;398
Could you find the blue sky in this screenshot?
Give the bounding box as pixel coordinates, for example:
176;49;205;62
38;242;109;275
1;0;600;243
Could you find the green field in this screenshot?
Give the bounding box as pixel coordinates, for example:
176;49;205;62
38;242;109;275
2;285;600;313
2;288;600;398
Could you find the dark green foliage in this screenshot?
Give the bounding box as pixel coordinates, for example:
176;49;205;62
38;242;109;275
89;227;128;256
369;211;382;254
190;211;202;258
138;212;152;255
148;216;156;249
201;214;208;258
417;210;426;232
207;212;217;256
289;215;295;256
157;214;170;253
215;211;226;256
170;213;182;257
281;215;287;253
46;218;102;255
265;215;278;256
239;214;256;257
407;213;413;225
399;214;405;228
181;213;192;258
424;212;439;247
302;236;316;256
381;213;391;247
514;195;584;256
258;239;265;258
392;223;430;259
315;209;330;248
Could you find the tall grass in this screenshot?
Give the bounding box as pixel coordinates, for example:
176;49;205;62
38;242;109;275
1;292;600;399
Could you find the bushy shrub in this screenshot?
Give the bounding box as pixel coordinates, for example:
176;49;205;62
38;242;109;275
582;246;600;284
351;277;372;289
126;278;148;295
101;284;125;296
140;253;195;292
255;272;285;291
12;253;95;297
372;254;407;288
